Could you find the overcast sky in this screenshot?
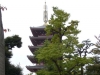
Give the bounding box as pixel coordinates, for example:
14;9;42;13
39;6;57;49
1;0;100;75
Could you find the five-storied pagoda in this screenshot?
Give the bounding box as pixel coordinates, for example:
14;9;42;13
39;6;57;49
26;2;52;73
0;5;7;75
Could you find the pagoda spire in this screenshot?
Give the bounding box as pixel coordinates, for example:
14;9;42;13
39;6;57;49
0;4;7;75
43;1;48;25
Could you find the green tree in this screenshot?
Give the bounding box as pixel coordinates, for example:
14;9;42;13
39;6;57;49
92;35;100;54
5;35;23;75
75;39;93;75
35;7;93;75
85;35;100;75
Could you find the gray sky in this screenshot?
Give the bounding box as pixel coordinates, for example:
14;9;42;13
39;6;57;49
1;0;100;75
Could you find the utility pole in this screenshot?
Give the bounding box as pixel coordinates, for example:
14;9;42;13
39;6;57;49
0;5;7;75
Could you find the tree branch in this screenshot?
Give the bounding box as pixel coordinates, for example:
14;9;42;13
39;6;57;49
51;58;61;75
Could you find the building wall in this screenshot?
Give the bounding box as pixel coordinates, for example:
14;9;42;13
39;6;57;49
0;48;5;75
0;9;5;75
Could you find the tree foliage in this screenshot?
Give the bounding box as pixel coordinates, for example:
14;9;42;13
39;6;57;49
92;35;100;54
35;7;93;75
5;35;23;75
85;35;100;75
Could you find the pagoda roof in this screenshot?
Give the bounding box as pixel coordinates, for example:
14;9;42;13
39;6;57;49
27;55;38;63
26;65;44;72
31;25;46;28
30;36;52;46
30;26;46;31
38;25;46;28
28;45;43;54
30;36;52;39
30;27;46;37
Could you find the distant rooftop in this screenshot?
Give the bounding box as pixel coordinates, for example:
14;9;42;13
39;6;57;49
38;25;46;28
31;25;46;28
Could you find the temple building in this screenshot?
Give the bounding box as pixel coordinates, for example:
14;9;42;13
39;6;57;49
26;2;52;73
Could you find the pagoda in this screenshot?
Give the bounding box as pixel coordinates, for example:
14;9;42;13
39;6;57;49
26;2;52;72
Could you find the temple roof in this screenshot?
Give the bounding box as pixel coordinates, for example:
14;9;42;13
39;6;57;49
30;36;52;46
31;25;46;28
27;55;38;63
30;36;52;39
30;25;46;37
30;26;45;32
28;45;43;54
26;65;44;72
38;25;46;28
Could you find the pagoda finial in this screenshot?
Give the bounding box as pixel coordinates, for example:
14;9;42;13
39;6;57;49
43;1;48;25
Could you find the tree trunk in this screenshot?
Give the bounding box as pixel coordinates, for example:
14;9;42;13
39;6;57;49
81;65;83;75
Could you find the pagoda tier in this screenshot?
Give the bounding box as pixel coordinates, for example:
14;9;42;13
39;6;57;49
27;55;44;64
30;26;46;37
30;36;52;46
27;55;38;63
28;45;43;54
26;65;44;72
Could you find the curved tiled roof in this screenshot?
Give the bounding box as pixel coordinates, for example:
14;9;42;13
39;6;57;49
28;45;42;54
29;36;52;46
27;55;38;63
26;65;44;72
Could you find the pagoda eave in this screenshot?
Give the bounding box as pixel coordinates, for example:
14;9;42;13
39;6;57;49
30;27;46;37
26;65;44;72
27;55;38;63
28;46;43;53
30;27;45;30
30;36;52;40
30;36;52;46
